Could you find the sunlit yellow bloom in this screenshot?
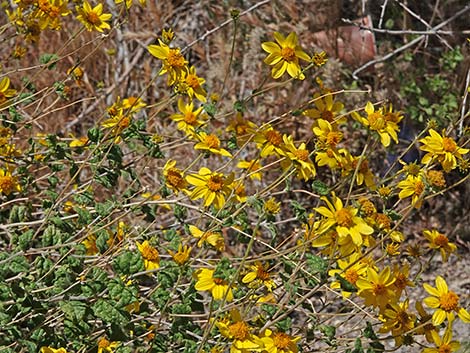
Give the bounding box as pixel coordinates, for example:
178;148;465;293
329;253;368;297
423;229;457;263
231;181;248;204
171;98;205;136
0;168;21;195
101;109;131;143
136;240;160;271
76;1;112;32
422;326;460;353
35;0;70;30
194;132;232;157
186;167;234;209
148;40;188;85
168;243;192;265
176;66;207;102
69;135;89;148
397;174;425;208
315;148;343;169
0;77;16;106
260;328;301;353
352;102;403;147
340;151;376;190
304;93;345;125
264;197;281;215
242;261;276;291
226;113;257;145
261;31;310;80
237;159;263;180
379;299;415;347
279;134;316;180
356;266;396;311
82;233;99;255
40;347;68;353
312;118;343;148
163;159;188;194
122;96;146;114
194;268;233;301
423;276;470;325
315;193;374;247
419;129;469;172
97;337;119;353
189;225;225;251
216;309;263;353
161;27;174;44
426;170;446;189
253;125;284;157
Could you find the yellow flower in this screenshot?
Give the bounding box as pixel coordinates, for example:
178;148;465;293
328;252;368;298
76;1;112;32
101;109;132;143
415;300;439;344
261;31;310;80
35;0;70;30
419;129;469;172
175;66;207;102
242;261;276;291
423;229;457;262
237;159;263;180
304;93;345;125
422;326;460;353
379;299;415;346
341;151;376;190
97;337;119;353
226;113;257;144
194;132;232;157
163;159;188;194
0;77;17;106
168;243;192;266
352;102;403;147
423;276;470;325
194;268;233;301
315;193;374;247
186;167;234;209
40;347;68;353
189;225;225;251
253;125;284;157
279;134;316;180
122;96;146;114
215;309;263;353
356;266;396;311
0;168;21;195
69;135;89;148
171;98;205;136
260;328;301;353
391;263;414;298
82;234;99;255
264;197;281;215
398;174;425;208
136;240;160;271
148;40;188;85
312;119;343;148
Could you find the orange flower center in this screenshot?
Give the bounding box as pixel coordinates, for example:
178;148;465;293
273;332;292;349
229;321;250;341
321;110;334;122
256;264;271;281
167;49;185;68
368;112;386;130
442;137;457;152
414;180;424;196
98;337;110;348
85;11;101;25
207;175;224;192
335;208;354;228
294;149;309;161
204;134;220;149
372;283;386;296
281;47;296;62
394;273;408;291
142;244;159;261
434;234;449;248
344;268;359;284
166;168;185;189
265;130;282;146
118;116;131;129
0;175;15;194
438;344;452;353
439;291;459;312
326;132;342;147
183;112;197;124
186;74;200;88
213;277;225;285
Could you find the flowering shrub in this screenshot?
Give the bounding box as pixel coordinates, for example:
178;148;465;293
0;1;469;353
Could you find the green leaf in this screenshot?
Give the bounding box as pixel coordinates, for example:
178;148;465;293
203;103;217;118
312;180;329;196
39;53;59;69
92;299;129;324
335;273;358;293
305;253;327;276
113;250;144;275
60;300;87;322
351;337;364;353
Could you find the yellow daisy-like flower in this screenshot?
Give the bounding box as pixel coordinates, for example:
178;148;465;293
312;118;343;148
315;193;374;247
0;77;17;106
76;1;112;32
168;243;192;266
397;174;426;208
194;268;233;301
279;134;316;180
423;229;457;263
237;159;263;181
415;300;439;344
328;252;368;298
136;240;160;271
379;299;415;346
194;132;232;157
423;276;470;326
242;261;276;291
0;168;21;195
226;113;257;145
97;337;119;353
163;159;188;194
304;93;345;125
260;328;301;353
176;66;207;102
186;167;234;209
101;110;132;143
171;98;205;136
356;266;396;311
122;96;146;114
261;31;311;80
422;326;460;353
419;129;469;172
82;233;99;255
148;40;188;85
189;225;225;251
40;347;68;353
253;125;284;157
